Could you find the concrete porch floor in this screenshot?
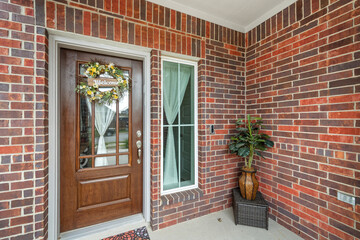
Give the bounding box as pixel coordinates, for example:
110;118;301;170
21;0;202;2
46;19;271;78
75;208;302;240
148;208;302;240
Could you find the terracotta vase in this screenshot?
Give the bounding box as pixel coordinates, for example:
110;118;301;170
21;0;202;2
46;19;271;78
238;167;259;200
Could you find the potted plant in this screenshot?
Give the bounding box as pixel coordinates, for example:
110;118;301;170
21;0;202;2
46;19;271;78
229;115;274;200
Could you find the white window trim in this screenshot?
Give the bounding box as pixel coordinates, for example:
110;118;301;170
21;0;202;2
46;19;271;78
160;56;199;195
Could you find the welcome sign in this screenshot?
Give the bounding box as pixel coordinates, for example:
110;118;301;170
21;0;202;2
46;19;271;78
87;77;118;87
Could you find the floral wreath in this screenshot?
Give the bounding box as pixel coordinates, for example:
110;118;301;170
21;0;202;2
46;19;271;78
75;61;130;104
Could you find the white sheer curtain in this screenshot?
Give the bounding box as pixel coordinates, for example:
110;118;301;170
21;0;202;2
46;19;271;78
86;100;116;167
163;63;191;188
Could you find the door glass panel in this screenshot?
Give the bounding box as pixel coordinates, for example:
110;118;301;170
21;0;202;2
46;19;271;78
95;155;116;167
180;126;195;187
119;91;129;153
119;154;129;165
79;63;87;76
77;64;132;169
79;158;92;169
123;70;130;79
79;96;92;156
94;102;117;155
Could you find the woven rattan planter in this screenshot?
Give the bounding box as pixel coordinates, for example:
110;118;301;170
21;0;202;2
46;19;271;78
232;188;269;230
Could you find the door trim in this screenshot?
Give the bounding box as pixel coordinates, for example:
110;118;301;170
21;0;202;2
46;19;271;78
48;30;151;239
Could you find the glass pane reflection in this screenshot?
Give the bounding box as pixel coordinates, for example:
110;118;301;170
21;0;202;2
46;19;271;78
163;126;179;191
180;126;195;187
119;154;129;165
79;158;92;169
79;63;87;76
94;102;117;155
95;155;116;167
163;61;179;125
79;96;92;156
119;90;129;153
180;64;194;124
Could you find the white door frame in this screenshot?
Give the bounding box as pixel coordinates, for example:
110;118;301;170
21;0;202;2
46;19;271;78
48;30;151;239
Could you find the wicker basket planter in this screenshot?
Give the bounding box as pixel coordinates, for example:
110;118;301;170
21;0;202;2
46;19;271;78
232;188;269;230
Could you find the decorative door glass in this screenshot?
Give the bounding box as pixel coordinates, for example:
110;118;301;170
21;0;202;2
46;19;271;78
77;62;131;169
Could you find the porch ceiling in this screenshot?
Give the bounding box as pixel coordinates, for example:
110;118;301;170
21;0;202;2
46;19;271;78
147;0;297;33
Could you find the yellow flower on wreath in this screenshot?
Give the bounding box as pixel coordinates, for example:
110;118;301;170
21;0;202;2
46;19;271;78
77;61;130;104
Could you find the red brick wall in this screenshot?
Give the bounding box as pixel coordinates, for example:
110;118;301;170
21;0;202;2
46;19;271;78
0;0;245;238
0;0;49;239
150;41;245;230
246;0;360;239
1;0;359;239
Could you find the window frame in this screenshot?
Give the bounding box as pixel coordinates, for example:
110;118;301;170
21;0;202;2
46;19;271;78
160;56;199;195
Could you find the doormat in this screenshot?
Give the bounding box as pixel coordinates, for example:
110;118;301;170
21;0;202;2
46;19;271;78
102;226;150;240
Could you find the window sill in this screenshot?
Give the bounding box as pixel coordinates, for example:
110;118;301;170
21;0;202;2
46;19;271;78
160;188;203;206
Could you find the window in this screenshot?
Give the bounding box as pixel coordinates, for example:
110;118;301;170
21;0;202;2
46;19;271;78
161;57;198;194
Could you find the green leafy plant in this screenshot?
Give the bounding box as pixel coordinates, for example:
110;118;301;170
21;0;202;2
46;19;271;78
229;115;274;169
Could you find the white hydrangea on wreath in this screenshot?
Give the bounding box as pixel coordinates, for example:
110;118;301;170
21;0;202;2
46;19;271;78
75;61;130;104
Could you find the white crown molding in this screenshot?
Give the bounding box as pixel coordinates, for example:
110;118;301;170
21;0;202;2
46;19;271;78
147;0;297;33
244;0;297;32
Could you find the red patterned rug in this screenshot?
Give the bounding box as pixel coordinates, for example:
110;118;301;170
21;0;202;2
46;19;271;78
102;226;150;240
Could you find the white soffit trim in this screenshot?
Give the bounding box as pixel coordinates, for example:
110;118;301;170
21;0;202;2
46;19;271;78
147;0;297;33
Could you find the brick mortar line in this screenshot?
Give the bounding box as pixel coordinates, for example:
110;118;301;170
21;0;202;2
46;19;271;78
247;40;358;65
46;0;244;48
246;1;358;49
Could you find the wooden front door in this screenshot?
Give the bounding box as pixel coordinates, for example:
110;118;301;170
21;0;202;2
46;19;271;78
60;49;143;232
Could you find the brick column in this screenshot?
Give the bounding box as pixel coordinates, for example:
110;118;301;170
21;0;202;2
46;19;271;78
149;49;161;230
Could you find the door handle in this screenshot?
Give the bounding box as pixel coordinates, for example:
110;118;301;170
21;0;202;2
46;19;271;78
136;140;142;164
